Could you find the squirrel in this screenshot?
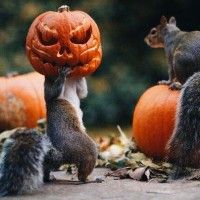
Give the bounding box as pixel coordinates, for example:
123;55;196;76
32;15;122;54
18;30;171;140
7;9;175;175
144;16;200;90
0;128;62;196
166;72;200;179
44;66;98;182
145;16;200;179
0;66;99;196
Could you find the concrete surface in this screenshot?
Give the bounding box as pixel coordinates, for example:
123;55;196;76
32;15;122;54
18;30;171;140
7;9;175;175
2;168;200;200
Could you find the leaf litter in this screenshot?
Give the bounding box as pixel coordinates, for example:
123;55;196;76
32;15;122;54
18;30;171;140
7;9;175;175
95;125;172;183
2;122;199;182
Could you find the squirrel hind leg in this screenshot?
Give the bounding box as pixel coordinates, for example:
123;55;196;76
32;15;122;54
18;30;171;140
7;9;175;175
77;157;96;182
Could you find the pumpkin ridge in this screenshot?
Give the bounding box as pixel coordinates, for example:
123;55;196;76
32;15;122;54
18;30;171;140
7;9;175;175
70;11;81;63
155;87;171;156
0;73;45;131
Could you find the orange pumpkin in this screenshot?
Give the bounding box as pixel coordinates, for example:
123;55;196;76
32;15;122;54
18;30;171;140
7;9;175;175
132;85;180;159
26;5;102;77
0;72;45;131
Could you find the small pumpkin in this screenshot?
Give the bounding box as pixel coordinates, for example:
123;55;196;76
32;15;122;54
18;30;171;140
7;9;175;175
0;72;45;131
26;5;102;77
132;85;180;159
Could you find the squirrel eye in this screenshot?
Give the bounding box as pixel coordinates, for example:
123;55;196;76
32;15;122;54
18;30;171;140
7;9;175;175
151;29;157;35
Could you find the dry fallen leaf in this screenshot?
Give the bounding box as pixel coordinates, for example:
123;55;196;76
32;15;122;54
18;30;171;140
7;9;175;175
128;167;149;181
106;167;131;179
96;126;173;182
96;136;111;151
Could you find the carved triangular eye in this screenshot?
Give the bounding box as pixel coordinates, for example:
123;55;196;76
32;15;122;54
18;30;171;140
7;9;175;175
70;19;92;44
37;23;58;46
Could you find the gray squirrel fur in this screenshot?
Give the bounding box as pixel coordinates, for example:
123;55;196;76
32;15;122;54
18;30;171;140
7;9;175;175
145;16;200;178
166;72;200;178
0;128;55;196
144;16;200;90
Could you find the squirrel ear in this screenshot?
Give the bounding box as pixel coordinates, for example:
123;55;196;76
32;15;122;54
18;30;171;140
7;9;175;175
169;16;176;25
160;16;167;26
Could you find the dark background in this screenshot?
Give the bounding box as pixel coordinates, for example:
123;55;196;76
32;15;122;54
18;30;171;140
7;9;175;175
0;0;200;127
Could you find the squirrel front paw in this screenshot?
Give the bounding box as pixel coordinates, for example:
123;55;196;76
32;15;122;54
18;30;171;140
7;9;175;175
158;80;172;85
169;82;182;90
59;66;73;78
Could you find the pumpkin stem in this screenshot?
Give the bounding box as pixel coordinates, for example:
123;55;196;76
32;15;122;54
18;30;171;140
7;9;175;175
58;5;70;12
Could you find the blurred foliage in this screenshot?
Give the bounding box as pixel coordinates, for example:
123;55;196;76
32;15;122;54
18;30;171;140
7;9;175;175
0;0;200;127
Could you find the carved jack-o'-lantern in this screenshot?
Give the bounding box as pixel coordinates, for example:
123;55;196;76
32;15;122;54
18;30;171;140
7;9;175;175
26;5;102;77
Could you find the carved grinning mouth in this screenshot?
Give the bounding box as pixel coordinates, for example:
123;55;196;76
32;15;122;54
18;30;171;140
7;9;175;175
27;39;101;77
31;38;99;69
31;49;92;69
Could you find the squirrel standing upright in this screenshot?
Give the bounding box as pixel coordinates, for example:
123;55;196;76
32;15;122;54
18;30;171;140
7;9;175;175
145;16;200;90
145;16;200;179
44;66;98;182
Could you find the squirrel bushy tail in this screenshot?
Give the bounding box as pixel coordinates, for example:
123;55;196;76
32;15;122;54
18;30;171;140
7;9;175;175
144;16;200;178
166;72;200;178
0;128;52;197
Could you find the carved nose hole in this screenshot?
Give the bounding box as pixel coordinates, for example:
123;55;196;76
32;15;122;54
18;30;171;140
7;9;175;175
59;46;71;56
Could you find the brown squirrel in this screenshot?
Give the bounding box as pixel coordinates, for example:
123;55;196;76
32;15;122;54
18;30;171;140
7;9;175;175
144;16;200;90
44;66;98;182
